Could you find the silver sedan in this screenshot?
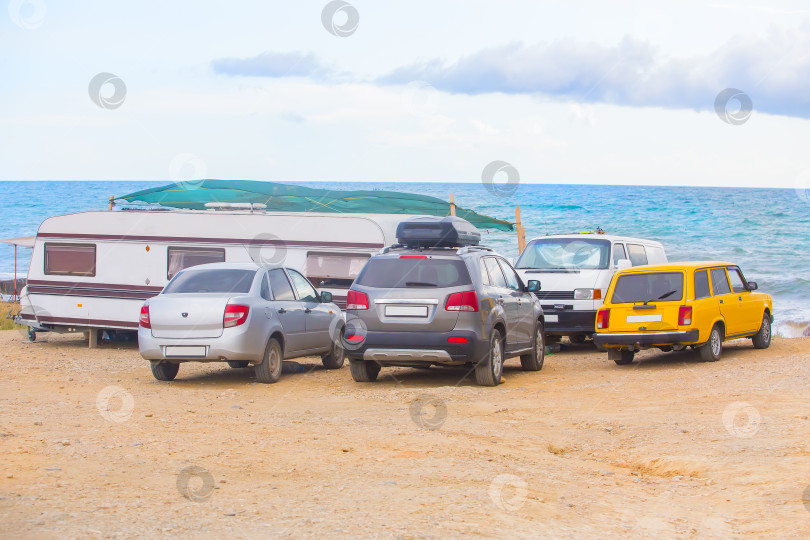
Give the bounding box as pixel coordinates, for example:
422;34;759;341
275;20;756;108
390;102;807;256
138;262;345;383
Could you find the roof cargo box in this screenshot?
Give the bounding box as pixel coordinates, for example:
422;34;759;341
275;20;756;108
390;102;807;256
396;216;481;248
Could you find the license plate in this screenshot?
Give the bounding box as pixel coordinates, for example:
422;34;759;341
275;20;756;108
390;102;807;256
165;345;207;358
626;314;662;323
385;305;428;317
545;314;559;323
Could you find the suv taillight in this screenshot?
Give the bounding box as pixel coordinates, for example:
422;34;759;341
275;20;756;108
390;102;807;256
346;289;369;310
139;305;151;329
445;291;479;312
678;306;693;326
596;309;610;329
224;304;250;328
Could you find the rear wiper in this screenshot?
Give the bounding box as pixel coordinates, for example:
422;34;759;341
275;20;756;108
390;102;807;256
405;281;437;287
640;290;677;306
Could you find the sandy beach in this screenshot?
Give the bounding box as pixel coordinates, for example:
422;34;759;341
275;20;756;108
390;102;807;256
1;328;809;539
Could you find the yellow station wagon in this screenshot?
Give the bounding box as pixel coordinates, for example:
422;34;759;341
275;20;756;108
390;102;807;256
593;262;773;365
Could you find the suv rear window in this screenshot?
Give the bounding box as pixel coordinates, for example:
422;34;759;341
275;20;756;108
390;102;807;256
611;272;684;303
355;257;472;288
163;269;256;294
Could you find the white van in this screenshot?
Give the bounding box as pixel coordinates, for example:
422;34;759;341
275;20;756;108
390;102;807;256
513;233;667;343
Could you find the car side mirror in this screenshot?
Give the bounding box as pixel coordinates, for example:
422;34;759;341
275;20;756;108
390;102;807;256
615;259;632;271
320;291;333;303
747;281;758;291
526;280;541;292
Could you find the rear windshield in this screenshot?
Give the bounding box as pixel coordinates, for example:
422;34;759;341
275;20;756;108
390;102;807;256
163;269;257;294
611;272;684;303
354;257;472;288
516;238;610;270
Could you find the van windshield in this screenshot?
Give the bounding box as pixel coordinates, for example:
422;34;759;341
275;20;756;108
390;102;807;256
163;269;256;294
611;272;684;303
515;239;610;270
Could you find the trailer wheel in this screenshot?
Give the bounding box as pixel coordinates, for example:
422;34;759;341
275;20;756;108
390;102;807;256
151;361;179;381
26;328;36;342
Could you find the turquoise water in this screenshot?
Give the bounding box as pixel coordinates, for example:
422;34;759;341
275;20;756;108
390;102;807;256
1;181;808;336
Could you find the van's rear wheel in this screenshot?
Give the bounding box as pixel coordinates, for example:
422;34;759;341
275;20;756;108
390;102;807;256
699;325;723;362
227;361;250;368
475;329;504;386
151;361;179;381
752;315;771;349
255;338;283;383
520;323;545;371
609;349;635;365
349;360;381;382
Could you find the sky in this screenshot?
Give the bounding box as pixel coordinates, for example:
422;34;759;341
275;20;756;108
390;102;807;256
2;0;810;188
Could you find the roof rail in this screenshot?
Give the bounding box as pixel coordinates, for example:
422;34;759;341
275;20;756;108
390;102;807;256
456;245;494;255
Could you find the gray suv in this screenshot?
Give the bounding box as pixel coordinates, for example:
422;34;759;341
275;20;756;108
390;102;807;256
344;217;545;386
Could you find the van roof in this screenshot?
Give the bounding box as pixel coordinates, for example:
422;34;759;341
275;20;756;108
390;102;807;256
527;233;663;245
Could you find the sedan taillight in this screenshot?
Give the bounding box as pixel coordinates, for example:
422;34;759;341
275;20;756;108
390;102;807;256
445;291;479;312
224;304;250;328
139;305;151;329
678;306;693;326
596;309;610;330
346;289;369;310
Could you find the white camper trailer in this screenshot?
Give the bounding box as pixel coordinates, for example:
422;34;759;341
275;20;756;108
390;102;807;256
18;208;411;337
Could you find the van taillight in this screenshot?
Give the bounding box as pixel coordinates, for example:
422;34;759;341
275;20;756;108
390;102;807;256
678;306;693;326
139;305;151;329
224;304;250;328
596;309;610;329
445;291;479;312
346;290;369;310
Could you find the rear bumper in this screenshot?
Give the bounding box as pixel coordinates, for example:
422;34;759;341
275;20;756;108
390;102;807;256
542;309;597;335
138;328;262;363
346;330;490;365
593;330;700;347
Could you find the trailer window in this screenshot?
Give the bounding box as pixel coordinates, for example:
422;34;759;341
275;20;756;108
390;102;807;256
44;243;96;277
303;252;370;288
167;247;225;279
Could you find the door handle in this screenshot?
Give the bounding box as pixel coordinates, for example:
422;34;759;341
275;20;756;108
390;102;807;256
278;308;287;314
305;308;312;314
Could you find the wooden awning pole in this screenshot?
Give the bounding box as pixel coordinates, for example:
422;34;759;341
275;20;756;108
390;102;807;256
109;196;114;211
516;206;526;253
13;244;17;301
449;194;456;216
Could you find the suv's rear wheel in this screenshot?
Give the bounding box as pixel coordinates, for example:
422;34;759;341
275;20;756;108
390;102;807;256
520;323;545;371
475;329;504;386
151;361;179;381
255;338;283;383
349;360;381;382
699;325;723;362
752;314;771;349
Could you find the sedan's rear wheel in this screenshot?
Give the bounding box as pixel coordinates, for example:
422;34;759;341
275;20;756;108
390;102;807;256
475;329;504;386
520;323;545;371
322;327;346;369
255;338;283;383
349;360;381;382
752;315;771;349
151;361;179;381
227;361;250;369
699;325;723;362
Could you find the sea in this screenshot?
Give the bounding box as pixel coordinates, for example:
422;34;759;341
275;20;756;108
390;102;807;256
1;180;808;337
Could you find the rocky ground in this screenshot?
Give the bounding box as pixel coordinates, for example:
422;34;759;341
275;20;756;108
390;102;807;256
1;329;809;539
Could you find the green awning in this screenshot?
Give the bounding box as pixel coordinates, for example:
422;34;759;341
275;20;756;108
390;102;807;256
117;180;514;232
